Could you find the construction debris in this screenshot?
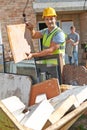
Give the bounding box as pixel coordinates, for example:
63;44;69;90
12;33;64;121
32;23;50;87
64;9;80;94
45;101;87;130
0;82;87;130
48;85;87;124
1;96;54;130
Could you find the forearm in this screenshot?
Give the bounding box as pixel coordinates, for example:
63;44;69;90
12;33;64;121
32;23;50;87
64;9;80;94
66;39;72;43
32;49;53;58
29;29;36;38
73;41;79;46
75;41;79;45
26;42;59;59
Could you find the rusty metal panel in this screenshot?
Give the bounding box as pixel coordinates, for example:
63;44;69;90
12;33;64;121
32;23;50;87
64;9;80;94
29;78;60;106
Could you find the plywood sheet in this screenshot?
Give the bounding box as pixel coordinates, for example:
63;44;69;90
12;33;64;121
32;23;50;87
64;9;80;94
7;24;34;63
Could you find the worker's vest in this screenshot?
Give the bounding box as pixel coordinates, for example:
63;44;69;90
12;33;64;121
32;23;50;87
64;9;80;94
42;27;65;65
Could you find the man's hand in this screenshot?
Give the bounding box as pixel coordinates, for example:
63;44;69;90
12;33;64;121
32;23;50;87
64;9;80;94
25;53;33;59
69;39;74;43
25;22;34;31
27;53;33;59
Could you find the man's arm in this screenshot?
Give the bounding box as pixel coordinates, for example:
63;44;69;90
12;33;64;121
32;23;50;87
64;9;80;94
72;33;80;46
26;42;60;59
72;40;79;46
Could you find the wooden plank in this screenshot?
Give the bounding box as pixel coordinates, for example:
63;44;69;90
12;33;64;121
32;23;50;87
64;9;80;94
49;85;87;108
48;85;87;124
74;86;87;104
1;96;25;113
60;84;74;92
43;115;80;130
1;96;26;122
45;101;87;130
0;96;54;130
7;24;33;63
0;100;32;130
21;100;54;130
29;78;61;106
59;115;81;130
49;95;79;124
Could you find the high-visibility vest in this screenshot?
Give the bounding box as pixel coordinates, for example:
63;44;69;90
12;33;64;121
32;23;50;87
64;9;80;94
42;27;65;65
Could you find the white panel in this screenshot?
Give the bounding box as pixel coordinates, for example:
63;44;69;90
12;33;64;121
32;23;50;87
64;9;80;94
61;21;73;34
61;21;74;64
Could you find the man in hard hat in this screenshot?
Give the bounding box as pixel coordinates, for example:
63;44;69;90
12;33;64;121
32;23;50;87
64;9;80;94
25;7;65;65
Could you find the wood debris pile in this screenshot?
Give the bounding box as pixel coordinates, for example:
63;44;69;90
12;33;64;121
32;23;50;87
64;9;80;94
0;78;87;130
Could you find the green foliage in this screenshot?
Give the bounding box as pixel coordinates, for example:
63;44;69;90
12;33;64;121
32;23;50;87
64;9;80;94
78;124;87;130
84;44;87;52
84;44;87;48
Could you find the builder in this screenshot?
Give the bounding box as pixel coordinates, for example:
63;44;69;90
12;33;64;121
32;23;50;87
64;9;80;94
25;7;65;65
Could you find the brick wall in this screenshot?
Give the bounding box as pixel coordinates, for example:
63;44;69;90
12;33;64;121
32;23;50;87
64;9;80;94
80;12;87;43
79;12;87;65
0;0;87;65
0;0;38;61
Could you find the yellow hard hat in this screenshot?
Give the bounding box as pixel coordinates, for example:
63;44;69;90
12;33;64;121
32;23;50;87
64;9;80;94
42;7;57;19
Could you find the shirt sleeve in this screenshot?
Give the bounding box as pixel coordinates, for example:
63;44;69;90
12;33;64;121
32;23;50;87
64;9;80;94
76;33;80;41
39;28;48;35
52;31;65;44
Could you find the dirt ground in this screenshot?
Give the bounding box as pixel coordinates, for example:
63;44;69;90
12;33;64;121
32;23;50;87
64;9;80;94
69;114;87;130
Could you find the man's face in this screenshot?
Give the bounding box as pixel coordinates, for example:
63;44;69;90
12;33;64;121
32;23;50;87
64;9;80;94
71;27;76;33
44;16;56;28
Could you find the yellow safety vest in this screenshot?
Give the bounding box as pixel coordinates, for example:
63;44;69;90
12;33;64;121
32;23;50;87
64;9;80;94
42;27;65;65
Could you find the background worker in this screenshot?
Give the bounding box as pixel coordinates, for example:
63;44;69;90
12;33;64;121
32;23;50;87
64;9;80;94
66;26;80;65
25;7;65;65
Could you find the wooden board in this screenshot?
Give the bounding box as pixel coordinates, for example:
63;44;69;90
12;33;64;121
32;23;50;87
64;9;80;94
21;100;54;130
1;96;54;130
7;24;34;63
29;78;61;106
0;100;32;130
49;95;78;124
45;101;87;130
49;85;87;108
